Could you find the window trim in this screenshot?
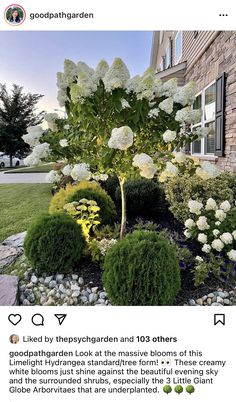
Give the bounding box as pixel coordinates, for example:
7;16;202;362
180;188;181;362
175;31;183;64
191;80;216;157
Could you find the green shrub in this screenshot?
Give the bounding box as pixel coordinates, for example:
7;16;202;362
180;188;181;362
115;178;168;219
164;172;234;222
49;181;117;225
102;175;119;201
24;213;85;275
69;187;116;225
103;230;181;305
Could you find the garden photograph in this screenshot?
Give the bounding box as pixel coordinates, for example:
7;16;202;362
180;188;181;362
0;31;235;307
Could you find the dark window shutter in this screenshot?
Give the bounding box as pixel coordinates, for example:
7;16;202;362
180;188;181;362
215;72;226;156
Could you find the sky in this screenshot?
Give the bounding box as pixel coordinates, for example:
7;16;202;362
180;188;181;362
0;31;153;113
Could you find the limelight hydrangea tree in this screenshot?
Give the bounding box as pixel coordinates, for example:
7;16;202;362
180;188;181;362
24;58;202;238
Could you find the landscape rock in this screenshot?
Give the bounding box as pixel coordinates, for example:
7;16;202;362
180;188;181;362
2;231;26;248
0;245;22;271
0;275;19;306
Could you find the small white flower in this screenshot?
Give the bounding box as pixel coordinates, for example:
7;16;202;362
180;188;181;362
198;233;208;244
184;218;196;229
220;232;233;245
215;209;226;222
196;216;210;231
163;130;176;143
148;108;159;118
188;200;203;215
205;198;218;211
108;126;134;150
213;229;220;237
219;200;231;212
232;230;236;240
215;221;221;226
59;139;69;147
211;239;224;252
202;244;211;253
184;229;192;238
195;256;204;262
121;98;131;109
92;173;109;182
227;249;236;262
71;163;91;182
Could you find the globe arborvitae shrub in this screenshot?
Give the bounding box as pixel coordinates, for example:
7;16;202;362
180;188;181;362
115;178;169;219
49;181;116;225
103;231;181;306
24;213;85;275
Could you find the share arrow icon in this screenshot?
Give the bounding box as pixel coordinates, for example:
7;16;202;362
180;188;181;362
54;314;67;325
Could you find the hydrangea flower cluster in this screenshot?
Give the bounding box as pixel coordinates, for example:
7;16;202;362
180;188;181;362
108;126;134;150
45;169;62;184
24;143;51;166
44;113;59;131
22;126;44;148
184;197;236;261
132;153;157;179
70;163;91;181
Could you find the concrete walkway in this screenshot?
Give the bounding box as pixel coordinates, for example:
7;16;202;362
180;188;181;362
0;172;47;183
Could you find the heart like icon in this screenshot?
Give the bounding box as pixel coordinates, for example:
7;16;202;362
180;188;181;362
8;314;22;326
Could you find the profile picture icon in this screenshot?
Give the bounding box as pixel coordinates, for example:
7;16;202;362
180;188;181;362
5;4;26;26
9;334;19;344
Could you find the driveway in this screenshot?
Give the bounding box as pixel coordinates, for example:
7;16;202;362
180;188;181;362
0;172;47;184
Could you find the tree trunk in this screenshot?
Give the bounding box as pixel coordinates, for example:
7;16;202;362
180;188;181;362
118;176;127;239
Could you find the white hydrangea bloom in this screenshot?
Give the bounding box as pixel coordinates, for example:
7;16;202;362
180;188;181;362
175;107;201;124
121;98;131;109
56;72;67;90
211;239;224;252
227;249;236;262
77;61;94;77
57;89;69;107
196;216;210;231
213;229;220;237
132;153;153;168
153;77;163;96
94;59;109;81
202;244;211;253
215;209;226;222
195;256;204;262
220;232;233;245
136;67;156;100
77;70;97;98
220;200;231;212
173;151;186;163
232;230;236;240
196;161;221;180
159;97;174;114
108;126;134;150
59;139;69;147
126;75;141;93
184;218;196;229
173;81;196;106
103;58;130;92
163;130;176;143
62;164;74;176
205;198;218;211
184;229;192;238
24;143;50;166
45;170;61;184
165;162;178;176
64;124;70;130
71;163;91;181
22;126;44;147
215;221;221;226
188;200;203;215
92;173;109;182
139;163;157;179
148;108;159;118
64;59;77;82
198;233;208;244
45;113;58;131
161;78;178;97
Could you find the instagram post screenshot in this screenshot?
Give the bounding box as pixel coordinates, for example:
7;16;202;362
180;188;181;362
0;0;235;400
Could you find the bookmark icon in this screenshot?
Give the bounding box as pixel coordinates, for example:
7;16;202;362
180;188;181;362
54;314;67;325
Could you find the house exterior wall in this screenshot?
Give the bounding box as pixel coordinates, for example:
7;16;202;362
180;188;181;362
185;31;236;172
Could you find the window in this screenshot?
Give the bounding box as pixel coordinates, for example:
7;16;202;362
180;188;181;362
165;43;171;69
191;82;216;156
160;56;165;71
175;31;182;64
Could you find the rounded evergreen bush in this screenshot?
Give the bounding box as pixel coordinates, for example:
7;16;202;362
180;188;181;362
103;230;181;305
49;181;117;225
24;213;85;275
115;178;168;219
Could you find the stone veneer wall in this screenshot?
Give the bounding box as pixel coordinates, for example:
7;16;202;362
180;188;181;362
184;31;236;172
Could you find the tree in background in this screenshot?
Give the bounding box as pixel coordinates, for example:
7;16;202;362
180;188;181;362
0;84;44;166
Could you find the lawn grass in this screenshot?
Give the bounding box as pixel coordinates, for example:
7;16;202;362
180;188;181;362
0;184;52;242
3;164;53;174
